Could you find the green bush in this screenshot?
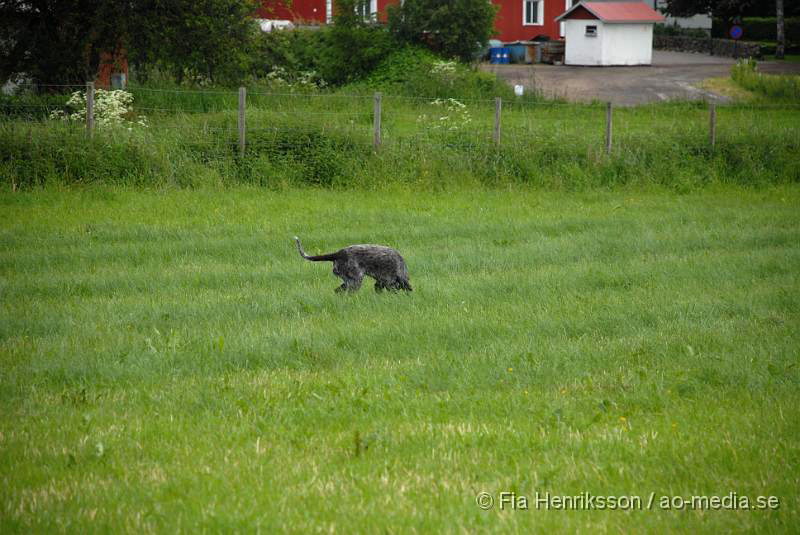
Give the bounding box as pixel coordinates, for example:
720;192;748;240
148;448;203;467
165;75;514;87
0;123;172;188
387;0;497;62
731;58;800;100
251;29;326;81
252;23;395;88
654;24;709;39
244;124;371;187
313;0;396;86
0;91;74;120
712;17;800;43
364;46;439;87
357;46;513;100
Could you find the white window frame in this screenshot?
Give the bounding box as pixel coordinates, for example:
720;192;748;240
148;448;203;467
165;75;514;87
355;0;378;21
585;24;598;37
523;0;544;26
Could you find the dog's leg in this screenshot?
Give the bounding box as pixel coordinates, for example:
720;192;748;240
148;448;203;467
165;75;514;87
384;278;412;292
335;266;364;293
342;275;363;292
336;279;361;293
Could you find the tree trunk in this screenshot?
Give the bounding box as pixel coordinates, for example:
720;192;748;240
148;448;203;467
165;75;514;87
776;0;785;60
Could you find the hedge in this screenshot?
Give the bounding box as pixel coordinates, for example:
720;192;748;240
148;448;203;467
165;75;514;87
712;17;800;43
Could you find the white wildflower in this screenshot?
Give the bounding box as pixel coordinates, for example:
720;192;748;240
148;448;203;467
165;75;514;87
431;61;457;75
49;88;147;128
426;98;472;132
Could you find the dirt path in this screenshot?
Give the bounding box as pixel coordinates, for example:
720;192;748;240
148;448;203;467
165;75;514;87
482;51;800;105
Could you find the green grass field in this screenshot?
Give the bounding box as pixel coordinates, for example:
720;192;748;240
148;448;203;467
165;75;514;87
1;186;798;533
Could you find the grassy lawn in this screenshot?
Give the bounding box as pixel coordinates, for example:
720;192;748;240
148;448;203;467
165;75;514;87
1;186;798;533
699;77;759;101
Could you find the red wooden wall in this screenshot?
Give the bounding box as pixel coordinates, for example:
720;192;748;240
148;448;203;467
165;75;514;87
257;0;568;41
492;0;568;41
257;0;327;23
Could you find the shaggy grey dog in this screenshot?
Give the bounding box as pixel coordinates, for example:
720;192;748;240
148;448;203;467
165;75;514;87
294;237;412;293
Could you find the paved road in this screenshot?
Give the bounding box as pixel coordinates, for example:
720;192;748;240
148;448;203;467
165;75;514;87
482;51;800;105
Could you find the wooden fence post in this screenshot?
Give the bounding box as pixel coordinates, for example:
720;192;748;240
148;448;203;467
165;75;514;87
494;97;502;146
605;101;613;155
86;81;95;137
238;87;246;157
373;92;382;151
709;101;716;150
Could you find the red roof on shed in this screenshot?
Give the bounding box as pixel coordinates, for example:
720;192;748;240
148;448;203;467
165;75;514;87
556;2;665;23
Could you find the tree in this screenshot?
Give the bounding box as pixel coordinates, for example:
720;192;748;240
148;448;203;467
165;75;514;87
317;0;394;85
0;0;259;87
776;0;785;59
387;0;497;62
661;0;753;21
127;0;260;85
662;0;789;60
0;0;127;86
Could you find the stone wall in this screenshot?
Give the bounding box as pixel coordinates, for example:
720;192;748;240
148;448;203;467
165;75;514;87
653;35;762;59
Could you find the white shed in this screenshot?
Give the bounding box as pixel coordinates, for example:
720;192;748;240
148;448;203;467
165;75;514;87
555;2;665;66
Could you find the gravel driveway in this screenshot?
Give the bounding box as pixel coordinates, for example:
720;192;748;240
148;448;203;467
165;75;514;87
482;50;800;105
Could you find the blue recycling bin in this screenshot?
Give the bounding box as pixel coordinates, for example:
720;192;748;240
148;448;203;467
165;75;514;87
489;47;511;64
506;42;527;63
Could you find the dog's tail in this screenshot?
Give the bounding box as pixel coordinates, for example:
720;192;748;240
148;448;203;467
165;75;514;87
294;236;341;262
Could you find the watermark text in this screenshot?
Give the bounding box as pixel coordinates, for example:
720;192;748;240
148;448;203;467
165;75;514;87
475;491;781;511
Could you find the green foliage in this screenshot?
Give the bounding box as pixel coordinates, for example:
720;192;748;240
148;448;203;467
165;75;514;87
712;17;800;43
387;0;497;62
0;91;75;120
243;119;371;186
359;46;513;99
251;14;394;87
128;0;260;85
0;0;125;85
654;24;711;39
365;46;441;87
316;0;396;85
49;89;148;128
662;1;752;21
251;0;499;88
0;0;259;87
2;96;799;190
0;123;170;188
731;58;800;100
252;28;326;81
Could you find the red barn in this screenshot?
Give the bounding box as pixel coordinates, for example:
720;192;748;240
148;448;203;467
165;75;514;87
257;0;575;41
